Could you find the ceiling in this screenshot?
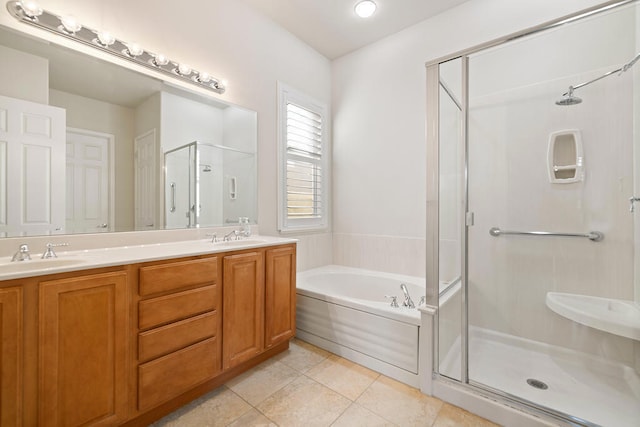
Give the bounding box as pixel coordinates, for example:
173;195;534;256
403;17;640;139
240;0;469;59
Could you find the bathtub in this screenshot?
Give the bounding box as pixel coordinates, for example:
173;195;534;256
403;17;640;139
296;265;426;387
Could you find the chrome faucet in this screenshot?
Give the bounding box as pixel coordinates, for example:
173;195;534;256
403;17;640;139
205;233;218;243
11;244;31;262
400;283;415;308
223;229;240;242
41;243;69;259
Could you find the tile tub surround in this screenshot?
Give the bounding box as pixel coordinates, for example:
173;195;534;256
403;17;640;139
332;233;426;277
152;339;498;427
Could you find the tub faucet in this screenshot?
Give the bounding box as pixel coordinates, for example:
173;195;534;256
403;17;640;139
385;295;399;308
11;244;31;262
400;283;415;308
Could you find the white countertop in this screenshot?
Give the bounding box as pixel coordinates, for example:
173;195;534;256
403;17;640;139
0;235;296;281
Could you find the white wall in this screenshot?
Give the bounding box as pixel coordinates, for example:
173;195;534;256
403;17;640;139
331;0;611;277
160;92;224;152
0;44;48;104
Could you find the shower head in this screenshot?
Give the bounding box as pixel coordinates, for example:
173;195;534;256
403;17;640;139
555;86;582;106
556;94;582;106
201;164;212;172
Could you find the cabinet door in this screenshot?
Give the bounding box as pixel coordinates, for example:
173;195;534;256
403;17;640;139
265;245;296;348
39;271;128;427
222;251;264;370
0;287;22;427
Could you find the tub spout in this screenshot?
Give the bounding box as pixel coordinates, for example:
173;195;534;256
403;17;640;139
400;283;415;308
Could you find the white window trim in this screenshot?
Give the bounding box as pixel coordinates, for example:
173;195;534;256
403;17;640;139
277;82;330;233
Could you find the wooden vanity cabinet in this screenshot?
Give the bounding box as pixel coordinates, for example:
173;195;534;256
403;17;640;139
222;244;297;368
265;245;296;348
135;256;222;412
0;242;295;426
222;251;265;369
0;286;23;427
39;270;129;427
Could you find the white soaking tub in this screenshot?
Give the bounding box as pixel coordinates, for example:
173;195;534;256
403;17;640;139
296;265;424;387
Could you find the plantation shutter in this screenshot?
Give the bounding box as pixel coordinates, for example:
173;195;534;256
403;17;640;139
278;83;328;231
286;103;323;220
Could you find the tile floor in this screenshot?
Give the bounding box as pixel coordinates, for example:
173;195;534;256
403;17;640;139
152;339;498;427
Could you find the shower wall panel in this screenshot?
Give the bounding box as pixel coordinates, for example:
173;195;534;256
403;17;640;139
467;59;636;366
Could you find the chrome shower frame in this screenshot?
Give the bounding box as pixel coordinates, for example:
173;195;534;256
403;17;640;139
425;0;636;425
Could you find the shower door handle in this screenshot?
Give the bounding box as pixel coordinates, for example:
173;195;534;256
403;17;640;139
630;197;640;212
170;182;176;213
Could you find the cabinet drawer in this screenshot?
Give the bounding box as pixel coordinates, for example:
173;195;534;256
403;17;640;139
139;257;217;296
139;285;217;330
138;311;218;362
138;338;220;411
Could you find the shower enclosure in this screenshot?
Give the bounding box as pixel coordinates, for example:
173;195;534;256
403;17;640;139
164;141;256;228
427;1;640;425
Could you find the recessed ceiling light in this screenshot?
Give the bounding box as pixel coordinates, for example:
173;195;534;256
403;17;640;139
355;0;376;18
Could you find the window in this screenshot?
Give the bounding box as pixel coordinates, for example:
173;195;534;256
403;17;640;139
278;83;329;232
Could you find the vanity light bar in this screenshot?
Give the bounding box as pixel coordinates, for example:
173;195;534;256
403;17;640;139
6;1;226;94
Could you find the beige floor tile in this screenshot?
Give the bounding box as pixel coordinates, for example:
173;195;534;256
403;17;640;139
226;358;301;405
432;403;500;427
227;408;277;427
257;375;352;427
331;403;397;427
273;338;331;373
151;386;251;427
356;376;443;426
306;354;380;400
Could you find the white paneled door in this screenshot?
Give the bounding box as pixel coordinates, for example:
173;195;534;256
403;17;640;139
0;94;66;236
66;128;112;233
134;129;157;230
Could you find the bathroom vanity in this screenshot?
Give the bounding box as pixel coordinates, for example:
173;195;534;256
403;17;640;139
0;237;296;426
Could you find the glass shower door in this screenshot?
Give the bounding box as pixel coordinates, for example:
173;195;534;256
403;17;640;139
463;3;640;425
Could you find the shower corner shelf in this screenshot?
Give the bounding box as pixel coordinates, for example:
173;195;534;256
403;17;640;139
546;292;640;341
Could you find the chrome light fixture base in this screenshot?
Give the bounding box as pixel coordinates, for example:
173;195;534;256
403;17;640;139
6;1;226;94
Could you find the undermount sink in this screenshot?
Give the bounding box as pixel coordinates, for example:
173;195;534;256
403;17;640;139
546;292;640;340
0;258;85;274
219;239;268;247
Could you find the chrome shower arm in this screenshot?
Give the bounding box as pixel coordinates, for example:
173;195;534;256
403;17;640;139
620;52;640;73
563;52;640;96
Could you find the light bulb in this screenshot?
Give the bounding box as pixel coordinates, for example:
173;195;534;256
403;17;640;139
60;15;81;34
354;0;376;18
197;72;211;83
19;1;43;18
124;42;143;57
96;30;115;46
153;54;169;66
177;63;192;75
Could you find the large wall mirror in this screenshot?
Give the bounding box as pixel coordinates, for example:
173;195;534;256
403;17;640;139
0;25;257;237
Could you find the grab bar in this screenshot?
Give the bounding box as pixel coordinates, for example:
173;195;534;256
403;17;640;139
489;227;604;242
